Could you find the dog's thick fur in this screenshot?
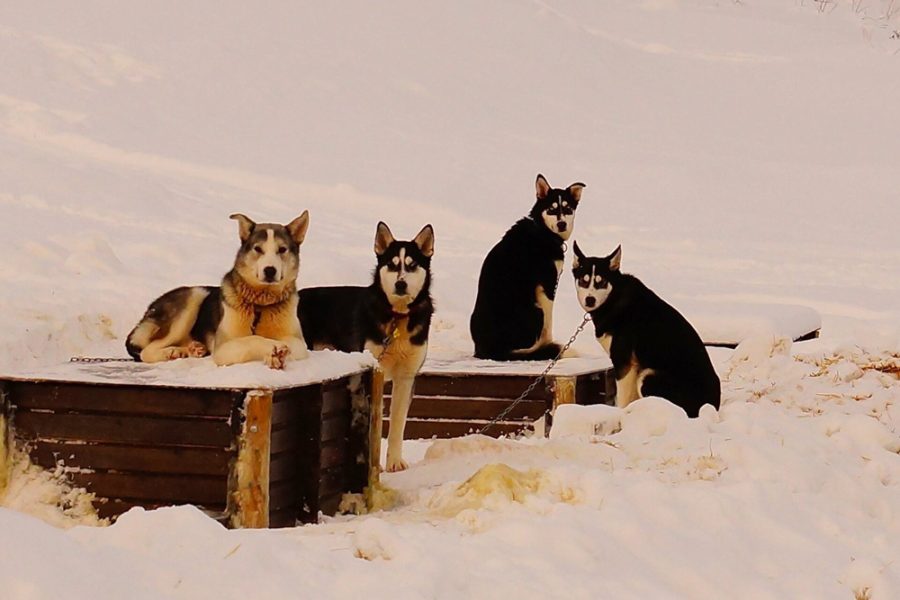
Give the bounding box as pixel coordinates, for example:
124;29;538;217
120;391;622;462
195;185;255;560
126;212;311;369
572;242;720;417
298;222;435;472
470;174;585;360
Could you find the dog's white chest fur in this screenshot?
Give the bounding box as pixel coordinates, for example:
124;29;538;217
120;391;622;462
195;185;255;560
598;333;612;355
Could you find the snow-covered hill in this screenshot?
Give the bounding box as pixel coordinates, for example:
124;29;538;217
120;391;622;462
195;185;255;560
1;1;899;598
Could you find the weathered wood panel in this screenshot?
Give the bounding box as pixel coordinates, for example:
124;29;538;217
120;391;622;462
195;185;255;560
386;375;554;401
9;382;236;417
14;411;233;448
384;395;545;421
29;442;232;476
68;471;226;504
384;418;530;440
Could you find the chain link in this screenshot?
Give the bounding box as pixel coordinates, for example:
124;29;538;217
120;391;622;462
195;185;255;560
69;356;134;364
477;312;592;435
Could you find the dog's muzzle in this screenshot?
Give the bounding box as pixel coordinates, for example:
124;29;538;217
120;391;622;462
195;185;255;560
394;280;408;295
263;266;278;283
584;296;596;308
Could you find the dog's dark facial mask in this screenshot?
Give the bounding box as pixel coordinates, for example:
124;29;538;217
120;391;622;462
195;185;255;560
529;174;585;241
374;222;434;312
572;241;621;311
230;212;309;287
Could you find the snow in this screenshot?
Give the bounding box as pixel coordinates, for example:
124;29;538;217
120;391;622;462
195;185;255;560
4;350;373;390
1;0;899;598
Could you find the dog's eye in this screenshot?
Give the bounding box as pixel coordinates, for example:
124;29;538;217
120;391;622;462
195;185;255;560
253;246;263;254
277;247;287;254
406;262;418;271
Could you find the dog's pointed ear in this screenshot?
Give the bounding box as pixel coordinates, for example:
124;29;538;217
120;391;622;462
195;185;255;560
608;245;622;272
567;182;586;202
286;210;310;245
413;224;435;258
572;240;585;268
229;213;256;242
374;221;395;256
535;174;551;200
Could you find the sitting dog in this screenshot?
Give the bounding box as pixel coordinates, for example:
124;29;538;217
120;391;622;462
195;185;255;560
126;212;311;369
470;174;585;360
298;222;435;472
571;241;720;417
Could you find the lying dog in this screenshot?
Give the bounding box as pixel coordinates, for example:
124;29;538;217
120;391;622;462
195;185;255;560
572;241;720;417
126;212;311;369
470;174;585;360
298;222;435;471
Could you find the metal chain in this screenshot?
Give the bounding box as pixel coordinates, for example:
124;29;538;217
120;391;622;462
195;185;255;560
477;312;592;435
69;356;134;364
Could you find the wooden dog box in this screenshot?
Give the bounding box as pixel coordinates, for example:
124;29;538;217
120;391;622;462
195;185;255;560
384;357;615;439
0;355;381;528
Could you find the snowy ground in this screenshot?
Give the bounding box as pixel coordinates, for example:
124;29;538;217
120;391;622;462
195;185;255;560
1;1;899;598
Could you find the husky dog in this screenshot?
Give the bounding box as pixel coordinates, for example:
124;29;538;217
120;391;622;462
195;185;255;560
571;242;720;417
298;222;434;472
126;212;311;369
470;174;585;361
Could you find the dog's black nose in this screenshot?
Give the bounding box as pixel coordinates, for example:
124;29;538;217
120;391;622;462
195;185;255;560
557;222;567;232
585;296;596;308
394;280;408;294
263;266;277;281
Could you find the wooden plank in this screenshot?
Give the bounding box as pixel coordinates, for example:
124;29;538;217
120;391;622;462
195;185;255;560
318;466;349;499
384;395;545;421
13;411;233;448
268;506;299;528
0;382;9;497
318;491;343;519
269;450;301;482
384;418;530;440
321;413;350;442
385;374;553;401
228;390;272;529
367;369;384;493
320;441;349;470
68;471;226;504
575;371;613;407
271;385;320;425
552;376;576;410
29;442;233;476
322;383;351;417
8;382;236;417
269;478;302;512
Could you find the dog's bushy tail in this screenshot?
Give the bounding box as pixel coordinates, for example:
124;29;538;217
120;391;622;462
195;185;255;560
475;342;562;362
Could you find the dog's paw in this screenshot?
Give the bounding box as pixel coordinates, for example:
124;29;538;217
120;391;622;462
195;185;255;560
384;455;409;473
163;347;189;360
265;343;291;370
187;341;209;358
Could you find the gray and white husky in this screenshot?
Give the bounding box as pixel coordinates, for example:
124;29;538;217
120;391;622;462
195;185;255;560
126;212;311;369
298;222;435;472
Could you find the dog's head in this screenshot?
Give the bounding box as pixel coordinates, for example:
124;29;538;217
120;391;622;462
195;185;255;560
373;222;434;312
572;241;621;312
229;211;310;288
529;174;585;241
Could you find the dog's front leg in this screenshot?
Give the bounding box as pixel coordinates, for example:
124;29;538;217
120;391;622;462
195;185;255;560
278;336;309;361
385;375;414;472
213;335;290;369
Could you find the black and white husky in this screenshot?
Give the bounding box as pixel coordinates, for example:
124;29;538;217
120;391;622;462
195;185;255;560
470;174;585;360
298;222;435;472
126;212;311;369
571;242;720;417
